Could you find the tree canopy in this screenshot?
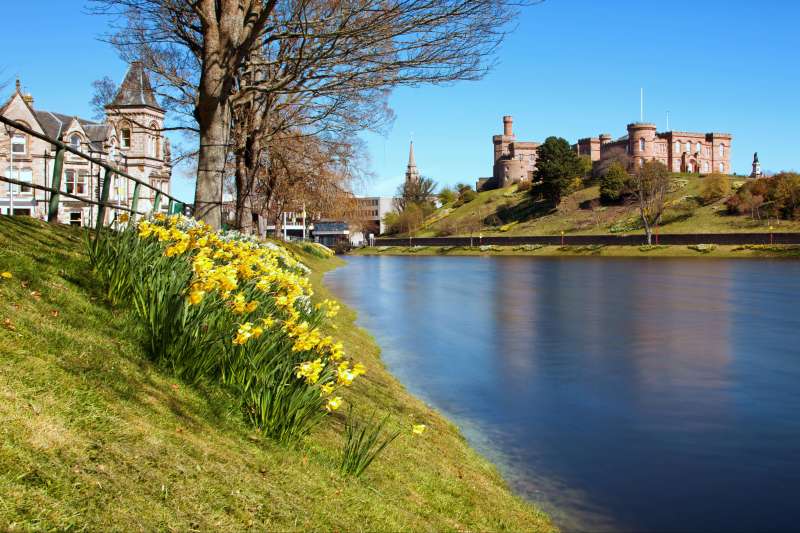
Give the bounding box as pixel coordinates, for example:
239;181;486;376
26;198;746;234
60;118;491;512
533;136;586;205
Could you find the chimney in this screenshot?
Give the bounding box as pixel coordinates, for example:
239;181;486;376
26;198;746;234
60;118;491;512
503;115;513;136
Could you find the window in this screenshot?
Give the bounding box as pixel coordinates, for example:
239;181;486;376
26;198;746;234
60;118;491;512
70;134;82;152
69;211;82;227
695;141;701;153
684;141;690;153
638;158;644;168
674;160;681;171
121;128;131;149
719;144;725;157
719;163;724;173
11;134;26;155
76;172;87;195
674;141;680;153
4;168;32;193
65;170;76;194
702;161;709;173
639;138;645;151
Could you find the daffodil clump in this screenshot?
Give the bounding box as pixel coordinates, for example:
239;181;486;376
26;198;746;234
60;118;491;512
89;213;365;443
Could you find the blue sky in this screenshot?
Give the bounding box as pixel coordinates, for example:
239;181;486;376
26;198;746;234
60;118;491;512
3;1;798;201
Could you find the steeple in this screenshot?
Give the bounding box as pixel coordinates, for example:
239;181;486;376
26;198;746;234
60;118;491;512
108;61;162;111
405;141;420;183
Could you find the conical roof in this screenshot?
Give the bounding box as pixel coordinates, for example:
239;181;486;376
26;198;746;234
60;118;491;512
109;61;161;110
405;141;420;183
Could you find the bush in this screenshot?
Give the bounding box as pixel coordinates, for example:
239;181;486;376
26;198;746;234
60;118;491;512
516;180;532;192
89;214;366;444
700;173;731;205
438;187;457;205
453;189;477;207
600;161;628;204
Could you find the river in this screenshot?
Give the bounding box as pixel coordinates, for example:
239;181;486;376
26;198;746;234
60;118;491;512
325;255;800;532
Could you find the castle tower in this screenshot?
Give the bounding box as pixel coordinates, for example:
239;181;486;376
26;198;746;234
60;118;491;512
405;141;420;184
627;122;657;170
751;152;762;178
105;61;171;211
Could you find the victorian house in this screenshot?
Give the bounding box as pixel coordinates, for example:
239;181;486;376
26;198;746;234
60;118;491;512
0;61;172;225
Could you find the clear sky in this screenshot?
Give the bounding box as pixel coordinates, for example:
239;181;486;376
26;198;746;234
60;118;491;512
3;0;798;201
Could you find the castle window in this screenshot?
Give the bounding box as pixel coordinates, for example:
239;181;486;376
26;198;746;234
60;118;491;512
684;141;690;153
719;162;724;173
121;128;131;149
674;141;680;153
702;161;709;173
719;144;725;157
11;134;26;155
639;138;645;151
695;141;701;153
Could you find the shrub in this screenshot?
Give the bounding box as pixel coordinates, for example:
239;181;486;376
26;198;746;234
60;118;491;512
89;214;366;444
516;180;532;192
340;407;400;477
700;173;731;205
600;161;628;204
438;187;457;205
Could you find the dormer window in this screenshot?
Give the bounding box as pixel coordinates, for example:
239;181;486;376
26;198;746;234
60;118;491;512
121;128;131;149
70;134;82;152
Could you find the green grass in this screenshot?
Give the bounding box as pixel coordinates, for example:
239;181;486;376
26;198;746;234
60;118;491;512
353;244;800;259
0;216;553;532
407;176;800;238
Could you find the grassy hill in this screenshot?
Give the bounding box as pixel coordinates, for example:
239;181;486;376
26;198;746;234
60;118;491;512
0;216;553;532
409;175;800;238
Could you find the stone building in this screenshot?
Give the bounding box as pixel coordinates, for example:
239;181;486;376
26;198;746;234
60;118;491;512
477;115;733;191
0;62;172;225
405;141;420;184
576;122;732;175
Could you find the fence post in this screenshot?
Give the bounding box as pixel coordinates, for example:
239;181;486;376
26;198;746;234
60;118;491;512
130;182;141;218
168;198;174;215
153;190;162;215
95;167;113;234
48;147;65;223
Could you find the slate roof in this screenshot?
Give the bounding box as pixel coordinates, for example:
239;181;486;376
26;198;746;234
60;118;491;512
109;61;161;110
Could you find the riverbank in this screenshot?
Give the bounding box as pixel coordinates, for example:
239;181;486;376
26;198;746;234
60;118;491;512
351;243;800;258
0;216;553;531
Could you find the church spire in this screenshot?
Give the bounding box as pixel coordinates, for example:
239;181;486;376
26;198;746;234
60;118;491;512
405;141;420;183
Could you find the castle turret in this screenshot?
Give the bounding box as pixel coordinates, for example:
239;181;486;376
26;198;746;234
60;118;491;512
627;122;657;169
503;115;513;136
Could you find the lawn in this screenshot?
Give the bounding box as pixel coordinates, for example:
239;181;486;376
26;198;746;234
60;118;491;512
0;216;553;532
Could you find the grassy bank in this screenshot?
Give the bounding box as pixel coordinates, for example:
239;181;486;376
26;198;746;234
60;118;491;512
352;243;800;259
405;175;800;239
0;216;553;532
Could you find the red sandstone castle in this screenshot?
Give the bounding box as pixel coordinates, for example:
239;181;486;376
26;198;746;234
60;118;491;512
478;115;733;191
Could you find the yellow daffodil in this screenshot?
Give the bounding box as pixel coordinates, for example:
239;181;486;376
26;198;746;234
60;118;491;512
412;424;427;435
325;396;343;412
188;289;205;305
1;271;12;280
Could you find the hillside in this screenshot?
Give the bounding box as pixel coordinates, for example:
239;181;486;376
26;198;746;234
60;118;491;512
409;175;800;238
0;216;553;532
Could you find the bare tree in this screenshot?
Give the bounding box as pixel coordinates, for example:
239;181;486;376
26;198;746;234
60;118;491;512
630;160;669;244
91;0;531;228
593;145;632;180
89;77;118;120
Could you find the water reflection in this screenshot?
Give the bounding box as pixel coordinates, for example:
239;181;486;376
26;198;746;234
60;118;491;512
325;256;800;532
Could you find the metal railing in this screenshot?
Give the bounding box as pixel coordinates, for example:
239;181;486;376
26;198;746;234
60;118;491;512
0;115;185;235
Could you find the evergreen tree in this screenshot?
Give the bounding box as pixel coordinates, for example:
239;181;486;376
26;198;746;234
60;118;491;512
600;161;629;204
534;136;586;205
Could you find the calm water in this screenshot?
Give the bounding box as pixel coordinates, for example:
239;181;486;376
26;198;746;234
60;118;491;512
325;256;800;532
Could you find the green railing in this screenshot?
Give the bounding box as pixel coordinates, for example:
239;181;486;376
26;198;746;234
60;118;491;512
0;115;184;235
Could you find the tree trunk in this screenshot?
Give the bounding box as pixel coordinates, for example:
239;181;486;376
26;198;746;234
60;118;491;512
234;152;253;234
194;98;230;229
